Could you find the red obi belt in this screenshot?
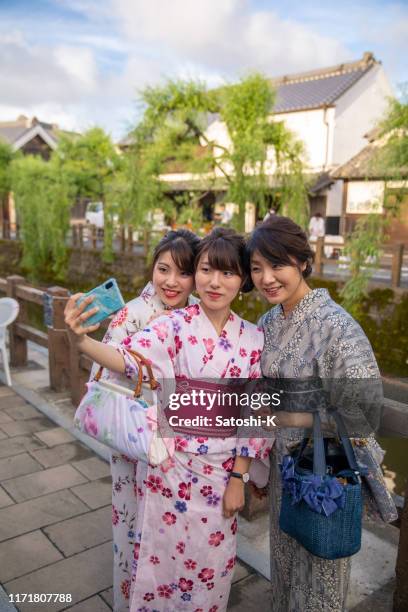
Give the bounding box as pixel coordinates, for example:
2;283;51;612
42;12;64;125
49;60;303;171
163;377;247;438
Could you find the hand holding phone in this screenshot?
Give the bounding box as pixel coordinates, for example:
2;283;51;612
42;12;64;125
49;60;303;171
77;278;125;326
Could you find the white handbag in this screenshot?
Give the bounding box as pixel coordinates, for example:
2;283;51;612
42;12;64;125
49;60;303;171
74;349;171;466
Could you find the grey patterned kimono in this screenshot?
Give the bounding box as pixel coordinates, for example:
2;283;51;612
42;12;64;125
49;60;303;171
260;288;396;612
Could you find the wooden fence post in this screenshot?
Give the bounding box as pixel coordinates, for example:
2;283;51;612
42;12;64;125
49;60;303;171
69;343;90;406
91;225;97;250
128;226;134;252
1;195;11;239
143;228;149;254
391;243;404;289
394;483;408;611
120;226;126;252
71;225;77;247
314;237;324;275
46;286;71;391
78;224;84;249
2;220;10;240
6;275;27;367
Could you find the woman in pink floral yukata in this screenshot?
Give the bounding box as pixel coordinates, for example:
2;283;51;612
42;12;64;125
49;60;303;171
72;229;200;612
65;228;271;612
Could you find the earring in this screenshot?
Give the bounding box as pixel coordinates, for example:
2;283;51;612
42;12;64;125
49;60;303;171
239;291;243;301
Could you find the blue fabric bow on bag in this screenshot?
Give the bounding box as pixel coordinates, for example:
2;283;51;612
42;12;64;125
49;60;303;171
280;455;302;503
280;455;346;516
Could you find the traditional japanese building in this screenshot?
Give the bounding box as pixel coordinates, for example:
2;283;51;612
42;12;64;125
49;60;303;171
159;52;394;234
0;115;76;160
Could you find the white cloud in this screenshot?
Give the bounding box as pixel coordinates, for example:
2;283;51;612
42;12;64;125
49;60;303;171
0;31;103;133
1;0;406;139
0;27;161;137
113;0;350;76
55;46;98;90
0;33;97;106
244;11;349;75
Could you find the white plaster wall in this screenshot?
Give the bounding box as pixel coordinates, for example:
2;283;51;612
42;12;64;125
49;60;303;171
205;109;332;174
326;179;344;216
332;65;393;165
271;108;334;172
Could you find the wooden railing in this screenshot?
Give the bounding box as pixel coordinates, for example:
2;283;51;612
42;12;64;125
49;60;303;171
0;275;110;404
0;274;407;609
2;224;406;289
313;237;406;289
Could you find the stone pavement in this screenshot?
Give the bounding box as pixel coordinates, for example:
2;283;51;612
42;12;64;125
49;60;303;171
0;383;269;612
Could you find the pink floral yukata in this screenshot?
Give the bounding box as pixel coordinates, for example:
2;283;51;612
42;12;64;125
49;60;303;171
89;283;198;612
116;303;271;612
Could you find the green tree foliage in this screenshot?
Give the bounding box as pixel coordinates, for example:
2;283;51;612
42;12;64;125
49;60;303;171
52;128;121;263
8;128;122;273
378;90;408;175
0;140;15;199
55;127;120;201
219;74;309;228
10;155;72;280
130;75;309;231
341;91;408;314
340;213;384;317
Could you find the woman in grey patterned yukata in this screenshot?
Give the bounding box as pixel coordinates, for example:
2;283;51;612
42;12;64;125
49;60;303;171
246;215;397;612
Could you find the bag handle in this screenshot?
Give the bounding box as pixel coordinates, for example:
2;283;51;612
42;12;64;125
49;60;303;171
296;411;360;477
328;410;360;474
312;412;327;477
94;349;159;398
295;412;326;477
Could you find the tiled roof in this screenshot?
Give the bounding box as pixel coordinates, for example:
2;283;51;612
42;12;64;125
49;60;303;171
0;126;28;145
0;116;77;149
332;133;408;179
272;52;378;113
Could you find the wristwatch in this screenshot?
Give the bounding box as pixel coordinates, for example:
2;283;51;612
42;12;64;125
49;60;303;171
230;471;250;483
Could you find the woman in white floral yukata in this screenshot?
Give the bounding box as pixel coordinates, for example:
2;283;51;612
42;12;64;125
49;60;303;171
65;227;271;612
88;229;200;611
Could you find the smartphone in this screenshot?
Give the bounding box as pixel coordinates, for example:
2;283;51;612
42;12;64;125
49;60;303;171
77;278;125;326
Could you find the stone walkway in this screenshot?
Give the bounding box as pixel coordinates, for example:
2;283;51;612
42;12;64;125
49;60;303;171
0;383;269;612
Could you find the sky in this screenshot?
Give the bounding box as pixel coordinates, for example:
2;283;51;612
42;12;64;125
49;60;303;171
0;0;407;140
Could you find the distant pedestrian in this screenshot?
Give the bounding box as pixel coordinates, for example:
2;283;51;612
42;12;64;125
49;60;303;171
308;211;325;239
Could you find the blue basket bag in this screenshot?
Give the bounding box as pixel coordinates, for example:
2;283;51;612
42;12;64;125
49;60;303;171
279;411;364;560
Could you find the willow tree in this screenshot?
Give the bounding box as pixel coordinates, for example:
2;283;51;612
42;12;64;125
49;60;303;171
0;141;15;235
129;74;309;232
10;155;72;280
55;127;120;202
341;92;408;316
54;128;122;260
218;74;309;229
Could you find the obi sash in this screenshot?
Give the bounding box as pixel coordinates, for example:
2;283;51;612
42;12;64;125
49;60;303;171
163;377;247;438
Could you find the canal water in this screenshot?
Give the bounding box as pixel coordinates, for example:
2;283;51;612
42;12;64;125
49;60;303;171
379;437;408;497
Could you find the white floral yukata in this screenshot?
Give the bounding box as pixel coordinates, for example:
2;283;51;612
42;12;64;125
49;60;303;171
116;303;271;612
89;283;198;612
